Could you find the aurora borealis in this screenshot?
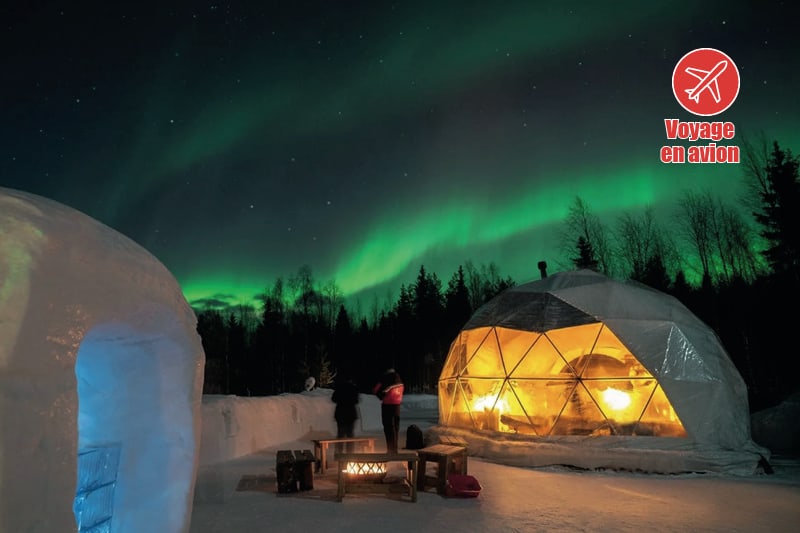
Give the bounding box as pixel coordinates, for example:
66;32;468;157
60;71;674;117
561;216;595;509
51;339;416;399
2;1;798;309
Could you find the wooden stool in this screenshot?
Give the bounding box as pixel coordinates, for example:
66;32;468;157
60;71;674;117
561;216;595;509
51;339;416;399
416;444;468;495
438;435;468;447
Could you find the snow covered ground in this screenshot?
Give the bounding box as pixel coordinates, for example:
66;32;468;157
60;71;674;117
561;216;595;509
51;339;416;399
190;391;800;532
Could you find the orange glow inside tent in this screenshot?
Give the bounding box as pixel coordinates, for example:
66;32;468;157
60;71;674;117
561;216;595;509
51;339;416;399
438;323;687;437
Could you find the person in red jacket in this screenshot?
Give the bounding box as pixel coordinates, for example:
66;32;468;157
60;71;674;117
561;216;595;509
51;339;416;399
373;368;404;454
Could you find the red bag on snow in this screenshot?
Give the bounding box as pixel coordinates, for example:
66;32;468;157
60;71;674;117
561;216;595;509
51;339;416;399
445;474;481;498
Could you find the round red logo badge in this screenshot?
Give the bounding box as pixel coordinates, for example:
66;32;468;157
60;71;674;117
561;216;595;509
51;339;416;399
672;48;740;116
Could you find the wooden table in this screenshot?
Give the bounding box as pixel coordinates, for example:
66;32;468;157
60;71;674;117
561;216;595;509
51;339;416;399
334;451;419;502
416;444;468;494
312;437;376;474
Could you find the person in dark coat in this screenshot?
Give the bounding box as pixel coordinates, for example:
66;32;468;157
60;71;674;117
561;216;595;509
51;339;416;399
372;368;404;454
331;376;360;451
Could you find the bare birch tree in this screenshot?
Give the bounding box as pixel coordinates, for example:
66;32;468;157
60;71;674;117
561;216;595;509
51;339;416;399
676;190;715;284
676;190;763;286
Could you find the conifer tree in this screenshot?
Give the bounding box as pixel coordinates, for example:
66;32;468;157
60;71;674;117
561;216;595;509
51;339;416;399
572;236;598;270
753;142;800;282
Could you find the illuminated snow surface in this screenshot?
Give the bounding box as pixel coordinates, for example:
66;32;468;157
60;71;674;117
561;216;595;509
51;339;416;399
191;391;800;533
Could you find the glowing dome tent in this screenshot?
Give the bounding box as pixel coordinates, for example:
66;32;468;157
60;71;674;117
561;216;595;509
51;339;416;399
436;269;768;473
0;187;205;532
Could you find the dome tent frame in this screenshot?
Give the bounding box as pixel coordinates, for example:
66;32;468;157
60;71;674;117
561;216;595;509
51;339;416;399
434;269;769;474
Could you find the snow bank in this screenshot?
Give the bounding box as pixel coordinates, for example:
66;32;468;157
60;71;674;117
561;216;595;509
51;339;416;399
426;425;770;476
752;391;800;453
198;391;769;475
199;390;377;465
198;392;440;465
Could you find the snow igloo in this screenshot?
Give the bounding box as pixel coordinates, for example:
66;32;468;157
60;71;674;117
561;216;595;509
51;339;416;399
0;187;205;532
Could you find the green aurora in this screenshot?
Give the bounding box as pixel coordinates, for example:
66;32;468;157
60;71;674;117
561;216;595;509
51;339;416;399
180;156;757;307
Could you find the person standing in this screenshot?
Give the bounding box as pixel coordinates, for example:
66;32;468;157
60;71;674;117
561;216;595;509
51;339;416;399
331;375;360;452
373;368;404;454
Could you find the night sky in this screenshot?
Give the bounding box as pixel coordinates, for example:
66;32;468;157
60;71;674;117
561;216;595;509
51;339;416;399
3;1;798;310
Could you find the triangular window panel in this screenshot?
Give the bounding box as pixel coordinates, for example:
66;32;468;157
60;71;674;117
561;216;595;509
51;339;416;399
437;379;458;425
582;326;653;379
635;384;687;437
509;334;571;378
494;327;539;376
582;379;658;435
462;296;507;328
491;292;546;329
457;377;506;431
539;380;578;433
464;328;505;378
551;382;611;436
492;380;535;435
442;378;476;429
547;323;603;374
592;325;633;360
491;293;598;331
503;378;562;435
571;354;638;379
459;327;493;377
440;333;468;380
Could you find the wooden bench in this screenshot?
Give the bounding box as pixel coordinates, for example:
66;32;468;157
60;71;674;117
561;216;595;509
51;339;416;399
416;444;468;495
334;451;419;502
312;437;376;474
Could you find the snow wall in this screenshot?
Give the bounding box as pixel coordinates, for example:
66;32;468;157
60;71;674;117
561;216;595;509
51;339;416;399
199;389;383;465
0;187;205;533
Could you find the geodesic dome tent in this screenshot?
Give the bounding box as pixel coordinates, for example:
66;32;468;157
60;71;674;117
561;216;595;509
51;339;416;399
435;269;768;473
0;187;205;532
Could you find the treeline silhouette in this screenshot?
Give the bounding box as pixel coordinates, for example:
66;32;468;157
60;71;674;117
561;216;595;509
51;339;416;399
198;261;513;398
197;139;799;412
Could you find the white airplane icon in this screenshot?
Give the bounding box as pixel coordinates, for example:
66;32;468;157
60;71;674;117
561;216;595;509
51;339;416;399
684;60;728;104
